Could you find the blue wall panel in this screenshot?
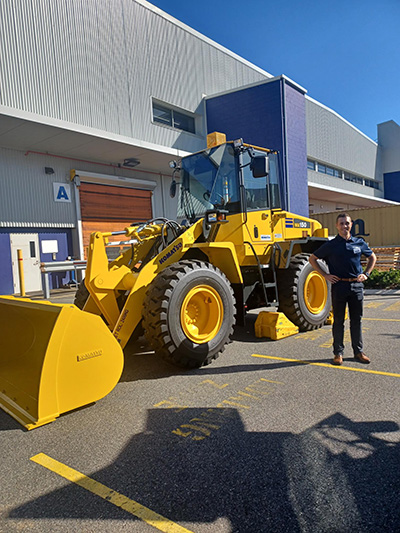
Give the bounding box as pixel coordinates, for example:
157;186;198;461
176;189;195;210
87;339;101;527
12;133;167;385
206;78;308;215
0;233;13;294
384;172;400;202
206;80;284;154
284;83;308;216
39;230;73;289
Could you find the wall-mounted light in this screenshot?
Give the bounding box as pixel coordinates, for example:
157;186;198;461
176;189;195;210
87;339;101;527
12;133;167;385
45;167;55;174
123;158;140;168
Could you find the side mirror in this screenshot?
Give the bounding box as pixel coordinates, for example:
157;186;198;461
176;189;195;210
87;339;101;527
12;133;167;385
250;155;269;178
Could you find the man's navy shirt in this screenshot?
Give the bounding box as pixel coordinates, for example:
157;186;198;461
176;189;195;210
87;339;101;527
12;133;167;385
314;235;373;278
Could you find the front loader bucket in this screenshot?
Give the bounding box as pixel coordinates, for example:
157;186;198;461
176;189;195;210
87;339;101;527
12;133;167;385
0;297;124;430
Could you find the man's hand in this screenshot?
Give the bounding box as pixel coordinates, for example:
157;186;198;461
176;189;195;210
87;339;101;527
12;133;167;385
357;273;368;282
325;273;340;284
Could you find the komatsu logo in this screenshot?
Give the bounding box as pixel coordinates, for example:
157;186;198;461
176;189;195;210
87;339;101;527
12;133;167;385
77;349;103;362
159;242;183;264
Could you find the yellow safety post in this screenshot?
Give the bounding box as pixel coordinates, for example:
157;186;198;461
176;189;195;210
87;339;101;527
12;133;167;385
17;249;26;297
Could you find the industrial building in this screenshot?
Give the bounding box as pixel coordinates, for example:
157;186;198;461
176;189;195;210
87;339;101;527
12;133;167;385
1;0;399;295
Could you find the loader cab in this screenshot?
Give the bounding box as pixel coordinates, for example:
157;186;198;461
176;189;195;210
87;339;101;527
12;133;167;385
176;141;282;222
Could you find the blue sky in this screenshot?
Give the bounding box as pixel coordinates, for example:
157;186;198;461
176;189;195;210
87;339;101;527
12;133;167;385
149;0;400;141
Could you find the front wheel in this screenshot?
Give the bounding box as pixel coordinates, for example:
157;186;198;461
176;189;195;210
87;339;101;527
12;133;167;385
142;260;236;368
277;253;331;331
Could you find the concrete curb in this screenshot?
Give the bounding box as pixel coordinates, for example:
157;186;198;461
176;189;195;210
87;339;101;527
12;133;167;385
364;288;400;295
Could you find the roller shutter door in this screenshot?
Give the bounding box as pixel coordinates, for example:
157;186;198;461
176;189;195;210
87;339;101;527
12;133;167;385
80;182;152;253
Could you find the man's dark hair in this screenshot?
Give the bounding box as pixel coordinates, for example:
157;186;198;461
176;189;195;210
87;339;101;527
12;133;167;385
336;212;352;222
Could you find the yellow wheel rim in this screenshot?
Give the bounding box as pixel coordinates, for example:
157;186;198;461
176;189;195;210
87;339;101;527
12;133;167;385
180;285;223;343
303;271;327;314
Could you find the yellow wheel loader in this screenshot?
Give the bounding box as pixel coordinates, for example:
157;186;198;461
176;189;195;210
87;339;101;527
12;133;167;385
0;134;330;429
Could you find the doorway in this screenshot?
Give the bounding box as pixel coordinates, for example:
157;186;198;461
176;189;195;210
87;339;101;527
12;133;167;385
10;233;42;293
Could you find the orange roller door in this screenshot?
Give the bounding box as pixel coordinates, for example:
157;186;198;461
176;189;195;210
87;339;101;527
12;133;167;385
80;182;152;252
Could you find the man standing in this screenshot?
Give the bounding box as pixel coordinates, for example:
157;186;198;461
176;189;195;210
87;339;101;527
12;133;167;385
309;213;376;366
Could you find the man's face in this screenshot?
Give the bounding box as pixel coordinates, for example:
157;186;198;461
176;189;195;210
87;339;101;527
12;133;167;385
336;216;352;239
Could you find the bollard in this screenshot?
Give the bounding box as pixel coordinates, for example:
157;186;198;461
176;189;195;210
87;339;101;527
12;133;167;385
17;249;26;297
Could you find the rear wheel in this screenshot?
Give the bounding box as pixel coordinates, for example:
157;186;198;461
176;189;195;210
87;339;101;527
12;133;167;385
142;260;236;368
277;253;331;331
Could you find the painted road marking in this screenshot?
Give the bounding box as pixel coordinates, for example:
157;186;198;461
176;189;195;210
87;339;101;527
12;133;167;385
252;354;400;378
363;317;400;322
384;300;400;312
30;453;194;533
364;301;386;309
169;378;284;441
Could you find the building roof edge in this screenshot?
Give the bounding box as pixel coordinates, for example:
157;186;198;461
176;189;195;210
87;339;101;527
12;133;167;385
305;95;378;146
136;0;273;80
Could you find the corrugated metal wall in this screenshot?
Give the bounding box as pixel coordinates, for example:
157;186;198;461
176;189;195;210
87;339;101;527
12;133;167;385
313;205;400;247
0;147;76;226
306;98;381;180
0;0;269;154
0;146;163;226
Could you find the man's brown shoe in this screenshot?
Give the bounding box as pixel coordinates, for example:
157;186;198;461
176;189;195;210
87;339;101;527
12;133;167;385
354;352;370;364
332;354;343;366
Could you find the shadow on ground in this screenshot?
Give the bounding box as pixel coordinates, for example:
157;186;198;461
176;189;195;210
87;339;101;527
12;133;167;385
8;410;400;532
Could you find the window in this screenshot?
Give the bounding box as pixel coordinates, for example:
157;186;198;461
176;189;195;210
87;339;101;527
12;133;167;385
309;159;376;189
153;104;172;127
242;151;281;210
334;169;342;178
326;166;335;176
152;102;195;134
29;241;36;258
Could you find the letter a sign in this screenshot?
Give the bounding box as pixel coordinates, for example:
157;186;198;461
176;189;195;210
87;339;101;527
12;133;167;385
53;182;71;203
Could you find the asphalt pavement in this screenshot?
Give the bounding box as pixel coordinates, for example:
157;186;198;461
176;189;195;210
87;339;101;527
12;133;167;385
1;290;399;532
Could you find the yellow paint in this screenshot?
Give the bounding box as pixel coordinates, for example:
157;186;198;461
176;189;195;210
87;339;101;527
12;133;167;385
180;285;223;343
303;270;327;314
364;302;386;309
0;297;123;430
206;131;226;148
201;380;229;389
259;378;285;385
153;400;188;412
252;354;400;378
217;400;251;409
17;249;26;297
363;318;400;322
30;453;194;533
384;300;400;312
313;205;400;248
255;311;299;340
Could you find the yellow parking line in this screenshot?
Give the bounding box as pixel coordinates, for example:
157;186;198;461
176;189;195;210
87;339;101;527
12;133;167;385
252;354;400;378
30;453;194;533
383;300;400;312
363;318;400;321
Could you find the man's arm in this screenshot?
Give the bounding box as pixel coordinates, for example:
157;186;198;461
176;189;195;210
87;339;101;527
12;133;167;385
309;254;339;284
356;252;377;282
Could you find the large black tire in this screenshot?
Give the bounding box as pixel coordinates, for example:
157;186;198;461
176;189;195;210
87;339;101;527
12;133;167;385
74;281;89;309
277;253;331;331
142;260;236;368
